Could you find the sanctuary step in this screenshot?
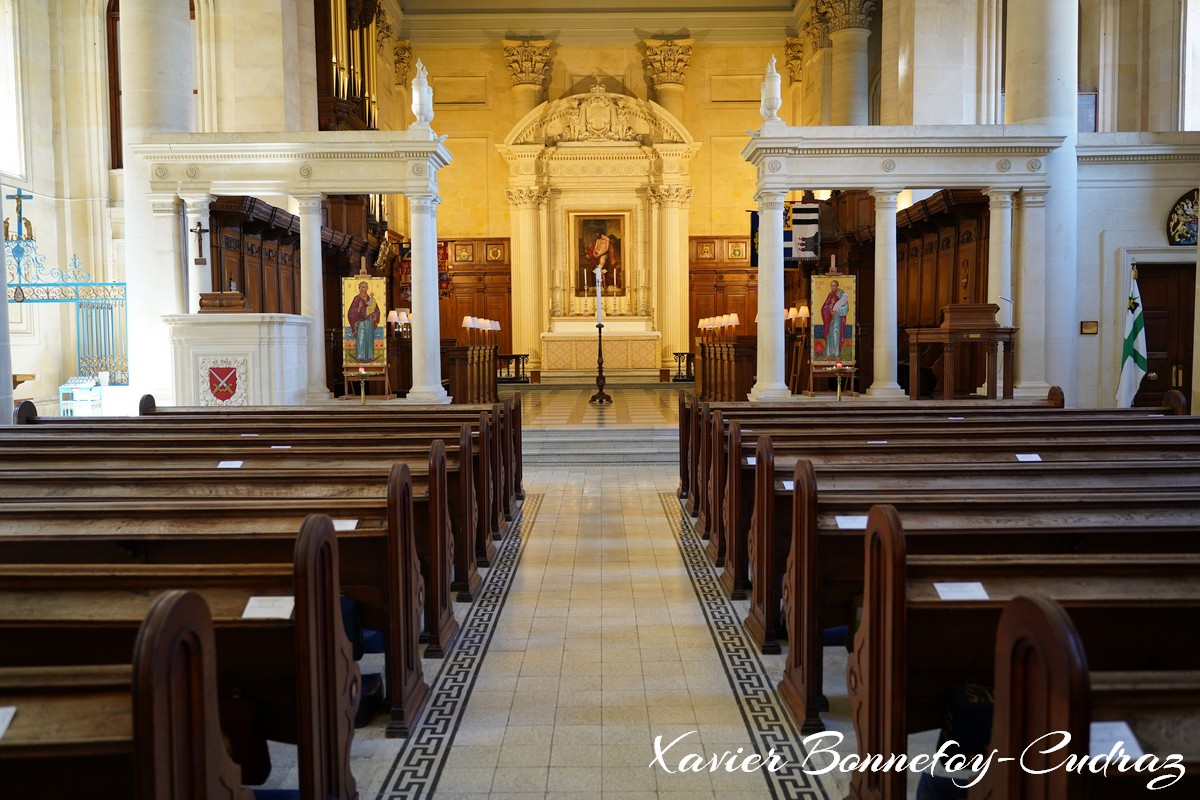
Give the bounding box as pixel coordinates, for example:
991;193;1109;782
523;427;678;465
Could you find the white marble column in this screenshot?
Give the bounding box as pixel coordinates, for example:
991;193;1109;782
295;195;330;400
983;188;1015;394
181;194;213;314
984;188;1015;326
1011;188;1051;396
1006;0;1077;403
121;0;194;401
406;194;450;404
750;191;791;400
507;187;543;372
867;188;906;398
654;185;693;368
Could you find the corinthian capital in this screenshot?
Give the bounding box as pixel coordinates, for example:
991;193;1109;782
784;37;805;83
375;7;394;50
650;185;694;208
501;38;553;87
643;37;694;86
817;0;876;32
801;7;832;51
505;187;547;208
394;40;412;86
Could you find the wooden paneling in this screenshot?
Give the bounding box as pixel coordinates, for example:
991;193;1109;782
435;239;513;354
688;236;764;353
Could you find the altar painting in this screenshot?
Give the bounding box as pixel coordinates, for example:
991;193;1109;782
572;213;627;297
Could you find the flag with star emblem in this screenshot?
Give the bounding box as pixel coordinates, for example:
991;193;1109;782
1115;267;1147;407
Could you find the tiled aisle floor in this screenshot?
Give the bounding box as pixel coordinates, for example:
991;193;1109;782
351;388;844;798
438;465;783;799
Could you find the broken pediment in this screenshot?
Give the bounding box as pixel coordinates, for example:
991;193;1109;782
507;79;691;147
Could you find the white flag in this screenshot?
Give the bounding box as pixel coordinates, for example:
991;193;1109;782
1115;268;1147;407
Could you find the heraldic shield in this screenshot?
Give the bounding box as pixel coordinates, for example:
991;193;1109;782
208;366;239;402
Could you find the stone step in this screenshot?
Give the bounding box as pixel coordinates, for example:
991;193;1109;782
522;428;678;464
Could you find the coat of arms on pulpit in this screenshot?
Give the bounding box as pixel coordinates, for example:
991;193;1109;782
199;357;248;405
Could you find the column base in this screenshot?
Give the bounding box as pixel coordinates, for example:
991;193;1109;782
865;382;907;399
306;389;333;403
748;382;794;402
403;385;452;405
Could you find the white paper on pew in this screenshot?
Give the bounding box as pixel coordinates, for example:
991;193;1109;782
240;433;259;437
948;416;965;420
1148;413;1164;417
746;456;756;465
934;581;990;601
1015;453;1042;462
217;460;243;469
835;515;869;529
242;596;295;620
332;519;359;531
0;706;14;740
1089;721;1144;758
867;440;888;444
782;480;794;491
270;445;292;449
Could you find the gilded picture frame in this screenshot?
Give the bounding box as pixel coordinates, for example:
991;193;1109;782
572;212;628;297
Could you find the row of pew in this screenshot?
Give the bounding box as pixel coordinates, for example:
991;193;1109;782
679;389;1199;799
0;395;524;799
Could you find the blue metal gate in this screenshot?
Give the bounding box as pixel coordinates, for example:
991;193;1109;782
5;240;129;384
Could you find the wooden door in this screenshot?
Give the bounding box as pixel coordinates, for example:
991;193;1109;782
1133;263;1195;411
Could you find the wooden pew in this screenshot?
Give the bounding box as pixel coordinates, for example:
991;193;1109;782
843;505;1200;800
718;417;1200;602
685;386;1186;523
699;392;1193;542
0;515;362;799
0;465;430;739
772;453;1200;737
0;422;486;600
128;392;525;520
971;595;1200;800
0;590;251;800
8;407;503;565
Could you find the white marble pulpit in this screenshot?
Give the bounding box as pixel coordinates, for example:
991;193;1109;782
163;314;310;406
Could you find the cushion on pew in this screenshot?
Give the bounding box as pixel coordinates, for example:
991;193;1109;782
252;791;300;800
354;672;385;728
219;695;271;785
938;681;994;758
340;595;364;661
362;627;385;653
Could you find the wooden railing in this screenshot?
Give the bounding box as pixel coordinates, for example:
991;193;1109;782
694;337;756;401
497;354;530;384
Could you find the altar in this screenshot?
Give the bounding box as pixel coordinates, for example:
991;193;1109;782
539;316;661;376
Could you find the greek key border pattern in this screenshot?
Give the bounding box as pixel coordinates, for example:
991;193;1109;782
658;493;832;800
376;494;541;800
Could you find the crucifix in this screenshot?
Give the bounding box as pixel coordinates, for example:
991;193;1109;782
4;188;33;240
190;220;209;266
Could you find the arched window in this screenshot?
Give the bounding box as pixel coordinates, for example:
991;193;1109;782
0;0;23;178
